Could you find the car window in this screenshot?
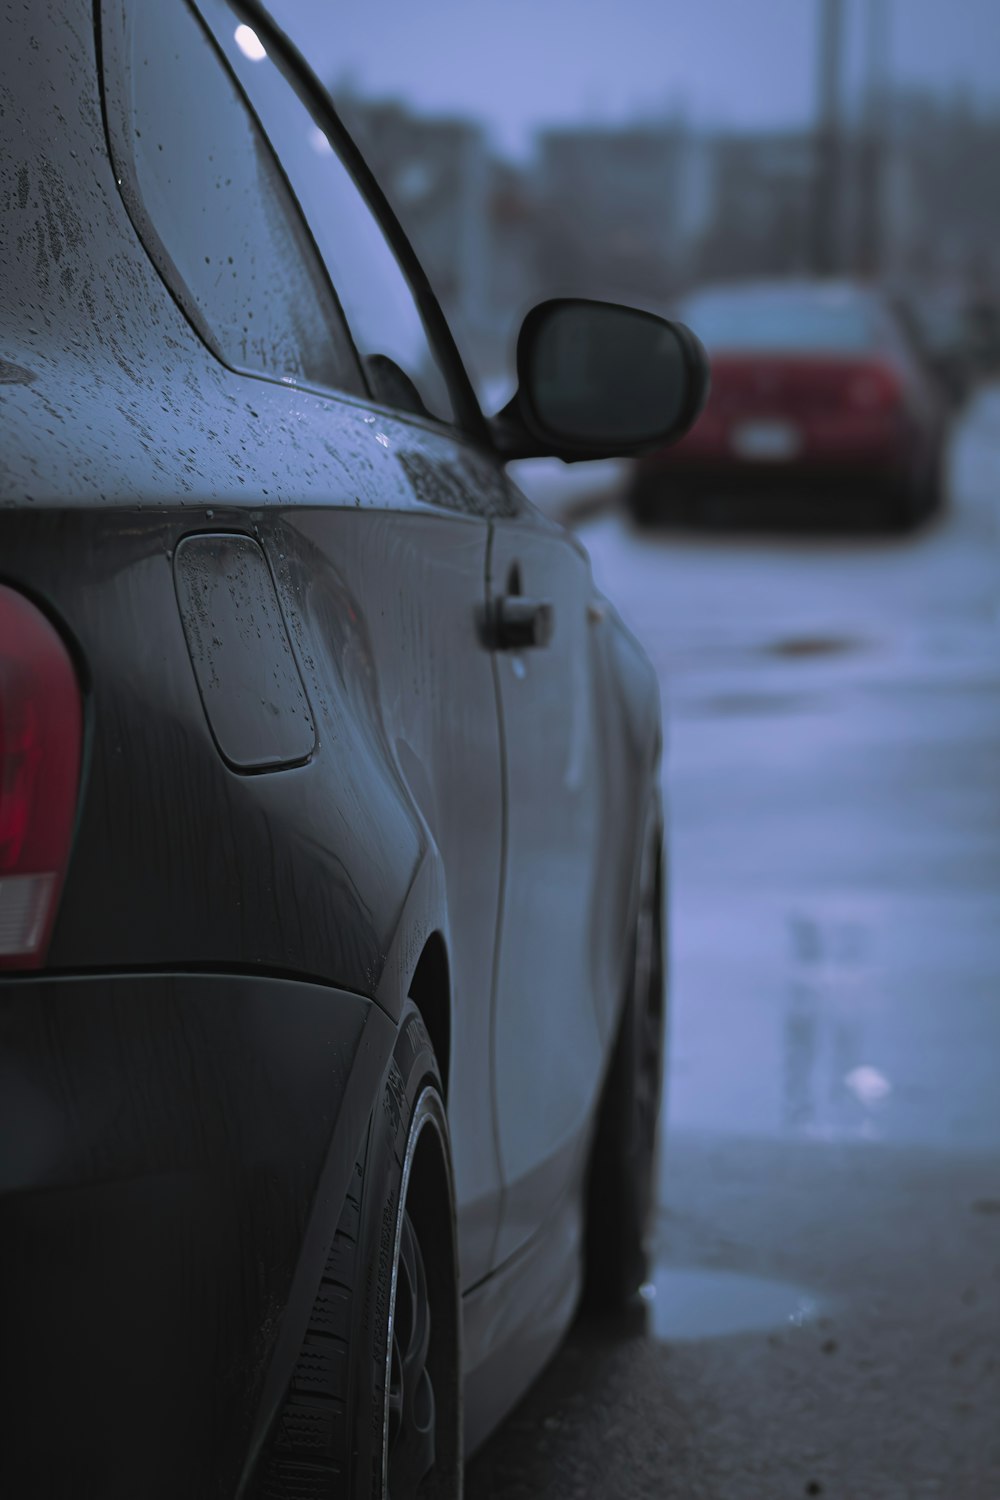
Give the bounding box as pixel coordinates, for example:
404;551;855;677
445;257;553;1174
209;11;458;426
682;288;878;354
101;0;360;395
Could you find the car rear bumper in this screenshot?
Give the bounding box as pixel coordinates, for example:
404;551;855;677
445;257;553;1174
634;457;905;495
0;970;395;1500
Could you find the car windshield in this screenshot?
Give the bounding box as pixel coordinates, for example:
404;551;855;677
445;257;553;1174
681;287;879;354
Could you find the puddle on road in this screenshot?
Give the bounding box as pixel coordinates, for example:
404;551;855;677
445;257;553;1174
783;907;893;1141
762;634;867;659
642;1267;824;1341
698;690;818;717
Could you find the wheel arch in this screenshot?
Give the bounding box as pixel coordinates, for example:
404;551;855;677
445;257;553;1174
408;929;452;1104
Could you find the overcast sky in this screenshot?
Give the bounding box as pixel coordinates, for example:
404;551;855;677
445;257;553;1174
269;0;1000;155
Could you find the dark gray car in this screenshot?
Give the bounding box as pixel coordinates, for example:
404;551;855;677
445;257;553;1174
0;2;707;1495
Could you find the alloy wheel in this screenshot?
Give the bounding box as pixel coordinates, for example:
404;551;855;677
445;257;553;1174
386;1208;436;1498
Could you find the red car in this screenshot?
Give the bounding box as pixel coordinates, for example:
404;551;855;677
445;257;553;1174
629;280;948;528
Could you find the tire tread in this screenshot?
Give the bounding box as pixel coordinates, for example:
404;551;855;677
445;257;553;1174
254;1149;368;1494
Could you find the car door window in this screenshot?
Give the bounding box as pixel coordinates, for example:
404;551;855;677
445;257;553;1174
207;9;459;426
101;0;360;395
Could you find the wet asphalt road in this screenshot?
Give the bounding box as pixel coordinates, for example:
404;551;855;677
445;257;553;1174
467;391;1000;1499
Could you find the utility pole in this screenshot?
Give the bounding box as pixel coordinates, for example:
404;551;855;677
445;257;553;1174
856;0;890;277
812;0;845;275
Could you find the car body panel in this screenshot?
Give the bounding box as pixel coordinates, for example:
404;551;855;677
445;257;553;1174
0;971;395;1500
489;516;634;1265
0;493;511;1290
461;1145;585;1455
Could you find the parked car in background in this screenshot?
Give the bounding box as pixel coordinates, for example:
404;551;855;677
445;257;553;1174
629;279;948;529
0;2;709;1497
964;293;1000;379
891;286;982;408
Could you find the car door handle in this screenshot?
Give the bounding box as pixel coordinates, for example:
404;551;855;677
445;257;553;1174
494;596;555;651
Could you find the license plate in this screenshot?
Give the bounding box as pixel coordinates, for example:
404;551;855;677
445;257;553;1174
730;420;801;461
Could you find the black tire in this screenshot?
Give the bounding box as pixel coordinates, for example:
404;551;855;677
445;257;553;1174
628;477;708;529
626;476;660;528
255;1005;461;1500
875;476;914;532
918;443;946;521
582;827;667;1314
885;446;944;531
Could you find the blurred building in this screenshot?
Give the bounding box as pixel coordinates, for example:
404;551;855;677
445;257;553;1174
335;95;493;364
483;159;541;367
696;131;820;282
533;123;702;308
881;93;1000;292
330;84;1000;395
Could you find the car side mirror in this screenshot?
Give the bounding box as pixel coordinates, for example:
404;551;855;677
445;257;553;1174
491;298;710;462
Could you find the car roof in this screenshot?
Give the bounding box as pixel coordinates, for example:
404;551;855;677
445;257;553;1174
677;278;899;357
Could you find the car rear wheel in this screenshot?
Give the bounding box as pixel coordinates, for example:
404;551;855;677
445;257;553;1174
918;444;946;521
625;474;659;527
626;472;686;527
582;826;666;1314
255;1005;460;1500
885;445;945;530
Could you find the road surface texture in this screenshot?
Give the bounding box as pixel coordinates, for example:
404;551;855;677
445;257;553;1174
468;388;1000;1499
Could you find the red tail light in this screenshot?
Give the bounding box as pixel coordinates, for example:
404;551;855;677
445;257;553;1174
846;363;902;413
0;586;82;969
